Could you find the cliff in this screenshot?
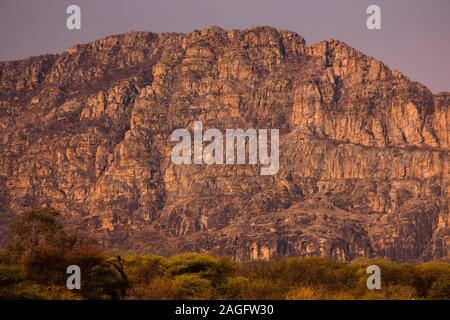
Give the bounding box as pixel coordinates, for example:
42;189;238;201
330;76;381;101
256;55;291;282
0;26;448;261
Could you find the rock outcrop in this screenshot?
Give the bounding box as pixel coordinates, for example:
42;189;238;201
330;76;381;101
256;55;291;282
0;26;448;261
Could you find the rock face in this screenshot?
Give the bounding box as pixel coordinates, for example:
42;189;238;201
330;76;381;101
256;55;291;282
0;26;448;262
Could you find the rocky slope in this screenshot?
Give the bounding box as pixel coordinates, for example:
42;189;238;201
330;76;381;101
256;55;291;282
0;26;448;262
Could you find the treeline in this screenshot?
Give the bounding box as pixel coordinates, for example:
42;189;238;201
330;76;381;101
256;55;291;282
0;208;449;300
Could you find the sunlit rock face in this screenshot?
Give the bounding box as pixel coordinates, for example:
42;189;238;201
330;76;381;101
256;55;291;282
0;26;448;262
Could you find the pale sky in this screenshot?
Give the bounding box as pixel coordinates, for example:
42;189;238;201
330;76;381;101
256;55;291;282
1;0;449;93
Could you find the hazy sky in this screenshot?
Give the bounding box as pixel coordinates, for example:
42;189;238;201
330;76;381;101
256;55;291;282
1;0;449;93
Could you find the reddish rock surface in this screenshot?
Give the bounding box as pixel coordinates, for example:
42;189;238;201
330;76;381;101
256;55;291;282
0;26;448;261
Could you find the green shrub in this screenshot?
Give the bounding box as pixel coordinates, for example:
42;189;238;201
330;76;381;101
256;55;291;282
127;277;176;300
384;284;418;300
428;275;450;299
0;263;24;287
81;263;129;300
164;253;233;285
0;282;82;300
240;257;357;290
220;276;250;299
123;255;166;283
173;274;214;299
2;215;450;303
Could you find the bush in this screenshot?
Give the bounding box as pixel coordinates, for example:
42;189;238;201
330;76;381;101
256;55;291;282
428;276;450;299
2;210;450;302
164;253;233;285
0;283;82;300
221;276;283;300
123;255;166;283
81;262;129;300
220;276;250;299
384;284;418;300
3;208;130;300
284;286;321;300
127;277;176;300
0;263;24;287
240;257;358;290
413;262;450;298
173;274;214;299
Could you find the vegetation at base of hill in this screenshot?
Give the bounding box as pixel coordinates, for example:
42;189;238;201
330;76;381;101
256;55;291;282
0;208;449;300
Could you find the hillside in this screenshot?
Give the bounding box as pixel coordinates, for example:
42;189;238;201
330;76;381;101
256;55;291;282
0;26;448;262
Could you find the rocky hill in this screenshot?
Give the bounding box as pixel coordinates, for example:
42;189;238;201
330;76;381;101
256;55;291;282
0;26;448;261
